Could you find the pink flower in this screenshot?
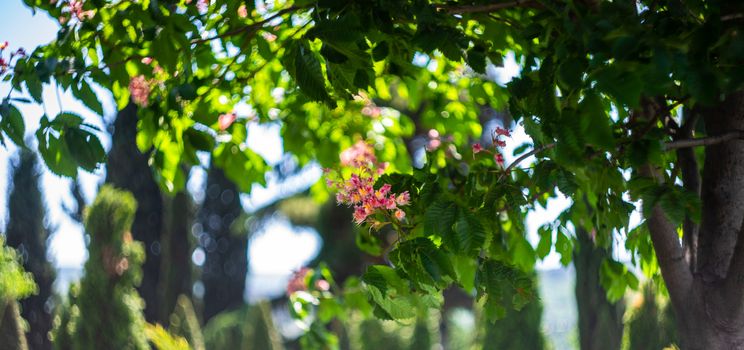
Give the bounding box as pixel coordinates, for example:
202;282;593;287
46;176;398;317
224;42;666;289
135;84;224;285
237;4;248;18
494;127;510;137
427;139;441;151
495;140;506;148
141;57;153;65
353;207;369;224
395;192;410;206
315;279;330;291
495;153;504;166
340;140;378;167
128;75;150;107
286;267;311;295
218;112;237;131
0;42;7;50
472;143;483;154
394;209;406;220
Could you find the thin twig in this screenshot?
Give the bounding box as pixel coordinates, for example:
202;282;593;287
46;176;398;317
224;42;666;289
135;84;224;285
436;0;538;14
664;131;744;151
500;143;556;180
191;6;301;44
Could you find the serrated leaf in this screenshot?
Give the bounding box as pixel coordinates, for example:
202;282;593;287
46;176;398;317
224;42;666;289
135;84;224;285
424;199;457;238
63;128;105;172
285;41;334;106
453;210;487;255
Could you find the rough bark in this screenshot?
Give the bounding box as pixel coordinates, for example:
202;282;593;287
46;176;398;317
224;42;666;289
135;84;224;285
645;92;744;349
105;102;164;323
6;149;55;350
573;228;624;350
198;166;247;322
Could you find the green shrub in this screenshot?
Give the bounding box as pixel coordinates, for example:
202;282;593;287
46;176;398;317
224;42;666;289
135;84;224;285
58;186;149;350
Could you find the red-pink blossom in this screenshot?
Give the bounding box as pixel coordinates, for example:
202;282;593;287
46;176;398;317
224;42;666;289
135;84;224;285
128;75;150;107
495;153;504;166
472;143;483;154
286;267;311;295
328;141;409;226
494;126;511;137
218;112;237;131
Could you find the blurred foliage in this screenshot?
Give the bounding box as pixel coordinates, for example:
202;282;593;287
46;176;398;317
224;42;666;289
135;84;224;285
623;283;678;350
202;301;284;350
0;237;37;301
478;275;547;350
146;323;191;350
168;295;205;350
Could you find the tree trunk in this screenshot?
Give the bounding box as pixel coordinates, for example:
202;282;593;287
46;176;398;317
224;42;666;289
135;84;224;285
645;91;744;349
105;103;164;323
158;190;194;321
573;228;624;350
198;166;247;322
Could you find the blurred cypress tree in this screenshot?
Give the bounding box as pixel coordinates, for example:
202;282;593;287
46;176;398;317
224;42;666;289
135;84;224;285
106;103;164;323
202;301;284;350
6;149;55;350
68;186;149;349
574;228;624;350
159;191;195;322
197;166;247;322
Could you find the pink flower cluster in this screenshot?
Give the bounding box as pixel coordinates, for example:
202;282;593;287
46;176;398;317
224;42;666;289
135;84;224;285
58;0;95;23
328;141;409;225
286;267;330;296
472;126;511;167
128;75;150;107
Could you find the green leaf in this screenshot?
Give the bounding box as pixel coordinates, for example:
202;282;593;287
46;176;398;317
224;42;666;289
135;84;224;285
284;41;334;106
536;226;552;259
36;127;77;178
466;46;487;74
63;128;105;172
25;76;43;103
72;80;104;116
424;199;457;238
0;103;25;146
453;210;487;255
555;231;574;266
580;92;615;149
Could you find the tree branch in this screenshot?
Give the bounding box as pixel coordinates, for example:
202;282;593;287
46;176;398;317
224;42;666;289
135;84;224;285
500;143;555;178
640;164;693;310
435;0;538;14
664;130;744;151
190;6;301;44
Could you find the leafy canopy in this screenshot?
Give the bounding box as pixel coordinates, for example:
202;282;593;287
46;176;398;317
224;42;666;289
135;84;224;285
4;0;744;344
